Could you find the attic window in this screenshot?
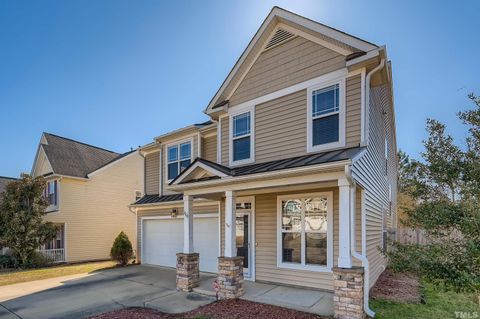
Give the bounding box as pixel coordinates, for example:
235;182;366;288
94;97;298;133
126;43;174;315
264;28;296;51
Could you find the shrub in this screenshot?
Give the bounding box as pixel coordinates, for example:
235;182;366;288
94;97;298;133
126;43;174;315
25;251;52;268
110;231;133;266
0;254;15;269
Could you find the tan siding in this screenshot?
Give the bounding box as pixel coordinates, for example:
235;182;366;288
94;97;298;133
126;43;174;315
352;84;397;288
346;74;362;147
44;153;144;263
229;36;345;106
202;135;217;162
224;85;361;166
136;203;219;263
145;151;160;195
220;117;229;166
255;90;307;163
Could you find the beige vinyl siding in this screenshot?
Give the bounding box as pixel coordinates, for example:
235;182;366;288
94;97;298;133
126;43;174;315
346;74;362;148
255;90;307;162
145;151;160;195
44;153;143;263
229;36;345;107
34;147;54;176
352;83;397;288
202;135;217;162
136;203;219;263
220;117;229;166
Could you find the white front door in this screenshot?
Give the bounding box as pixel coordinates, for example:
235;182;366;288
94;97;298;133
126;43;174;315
142;215;219;273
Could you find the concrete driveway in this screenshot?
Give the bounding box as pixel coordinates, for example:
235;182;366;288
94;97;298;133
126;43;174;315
0;265;216;319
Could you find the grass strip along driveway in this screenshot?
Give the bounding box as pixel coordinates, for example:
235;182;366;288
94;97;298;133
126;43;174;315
0;261;116;286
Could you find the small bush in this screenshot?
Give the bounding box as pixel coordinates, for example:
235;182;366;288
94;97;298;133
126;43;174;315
0;254;15;269
110;231;133;266
25;251;52;269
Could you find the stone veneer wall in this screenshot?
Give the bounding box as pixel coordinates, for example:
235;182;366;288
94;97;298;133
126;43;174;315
217;256;244;299
176;253;199;292
333;266;365;319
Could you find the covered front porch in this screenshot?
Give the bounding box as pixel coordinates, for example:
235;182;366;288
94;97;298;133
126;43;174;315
168;155;369;319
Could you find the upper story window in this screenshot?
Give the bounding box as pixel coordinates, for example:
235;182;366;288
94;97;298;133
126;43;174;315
167;141;191;180
307;80;345;153
44;180;58;208
229;107;254;166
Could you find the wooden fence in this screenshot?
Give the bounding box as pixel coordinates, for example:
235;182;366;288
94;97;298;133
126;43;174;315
397;228;429;245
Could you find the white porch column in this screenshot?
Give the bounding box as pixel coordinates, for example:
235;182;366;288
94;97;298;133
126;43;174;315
183;195;194;254
224;190;236;257
338;178;352;268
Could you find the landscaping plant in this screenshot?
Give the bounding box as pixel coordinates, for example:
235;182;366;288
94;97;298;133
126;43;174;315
110;231;133;266
0;174;58;268
387;94;480;292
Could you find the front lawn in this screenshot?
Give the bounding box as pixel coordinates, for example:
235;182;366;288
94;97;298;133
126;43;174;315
371;277;480;319
0;260;116;286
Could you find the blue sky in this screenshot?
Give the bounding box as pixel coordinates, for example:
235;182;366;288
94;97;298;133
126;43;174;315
0;0;479;177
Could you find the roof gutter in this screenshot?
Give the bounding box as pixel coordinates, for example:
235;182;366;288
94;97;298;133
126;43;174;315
362;58;386;146
345;165;376;318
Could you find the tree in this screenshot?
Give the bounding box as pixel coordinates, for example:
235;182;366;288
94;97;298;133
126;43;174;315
110;231;133;266
387;94;480;292
0;174;58;267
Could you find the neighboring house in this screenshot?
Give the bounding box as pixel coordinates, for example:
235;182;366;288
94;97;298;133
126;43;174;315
31;132;144;263
131;7;396;318
0;176;17;255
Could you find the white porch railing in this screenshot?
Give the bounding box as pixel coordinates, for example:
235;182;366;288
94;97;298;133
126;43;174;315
39;248;65;263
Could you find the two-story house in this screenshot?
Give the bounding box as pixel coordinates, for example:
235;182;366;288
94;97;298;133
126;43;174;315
31;132;144;263
131;7;396;318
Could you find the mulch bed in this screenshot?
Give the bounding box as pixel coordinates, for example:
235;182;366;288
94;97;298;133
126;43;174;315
370;268;422;303
88;299;325;319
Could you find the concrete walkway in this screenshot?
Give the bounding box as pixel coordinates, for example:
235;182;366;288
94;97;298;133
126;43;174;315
0;265;215;319
195;274;334;316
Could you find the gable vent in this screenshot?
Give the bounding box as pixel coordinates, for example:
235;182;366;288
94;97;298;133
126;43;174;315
264;28;296;51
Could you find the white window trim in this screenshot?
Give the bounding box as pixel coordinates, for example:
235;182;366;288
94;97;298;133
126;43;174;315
276;192;333;272
165;137;194;183
229;104;255;167
307;77;346;153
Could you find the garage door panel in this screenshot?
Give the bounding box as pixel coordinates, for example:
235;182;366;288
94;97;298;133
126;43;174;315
142;216;218;273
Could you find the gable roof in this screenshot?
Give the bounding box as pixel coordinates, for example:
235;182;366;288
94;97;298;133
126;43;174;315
37;133;126;178
0;176;17;195
205;6;378;115
170;147;365;186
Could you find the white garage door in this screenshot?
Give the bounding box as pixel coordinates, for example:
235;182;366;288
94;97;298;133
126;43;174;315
142;216;219;273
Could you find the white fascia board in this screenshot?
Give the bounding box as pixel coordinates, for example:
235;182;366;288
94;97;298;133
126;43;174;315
168;160;350;192
170;161;229;185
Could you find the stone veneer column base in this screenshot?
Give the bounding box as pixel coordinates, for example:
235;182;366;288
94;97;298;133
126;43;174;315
333;266;365;319
176;253;199;292
217;256;244;299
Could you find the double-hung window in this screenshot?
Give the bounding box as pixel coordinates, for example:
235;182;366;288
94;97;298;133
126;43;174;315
44;180;58;208
167;141;191;180
277;193;333;271
230;110;253;165
308;81;345;152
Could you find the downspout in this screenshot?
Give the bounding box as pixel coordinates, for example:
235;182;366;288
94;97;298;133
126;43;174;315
345;165;376;318
364;58;386;145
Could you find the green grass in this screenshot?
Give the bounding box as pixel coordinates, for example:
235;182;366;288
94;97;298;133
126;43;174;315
371;281;480;319
0;261;117;286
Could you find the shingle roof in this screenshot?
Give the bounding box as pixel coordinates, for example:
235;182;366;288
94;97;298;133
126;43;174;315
172;147;364;185
133;194;183;205
0;176;17;194
41;133;124;178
